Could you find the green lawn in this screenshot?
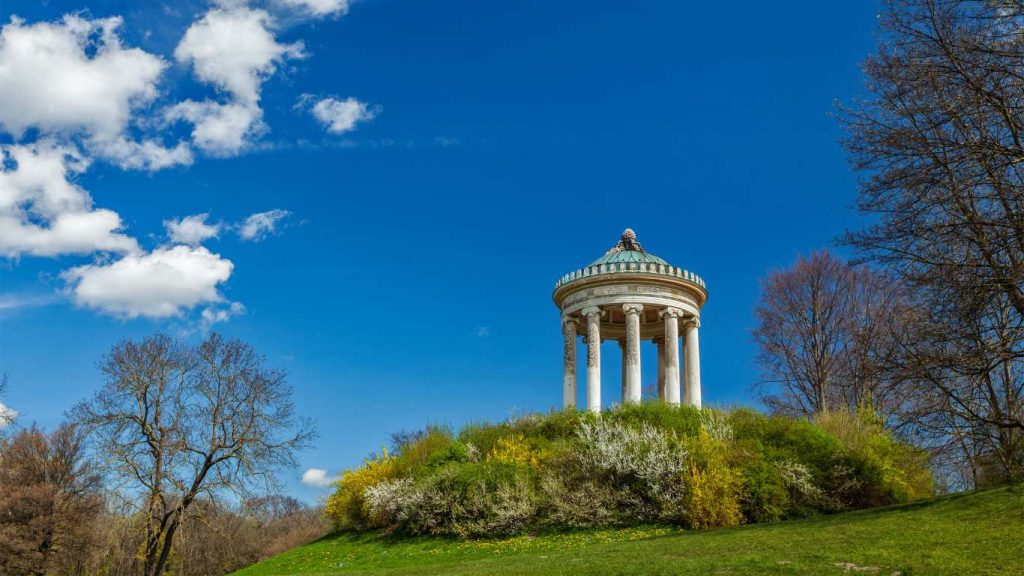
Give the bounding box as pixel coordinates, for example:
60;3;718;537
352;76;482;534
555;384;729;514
233;485;1023;576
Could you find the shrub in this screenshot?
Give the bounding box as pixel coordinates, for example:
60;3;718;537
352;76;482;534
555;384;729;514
682;429;743;528
363;477;416;527
488;433;542;469
458;422;516;457
736;456;789;523
393;425;457;477
325;404;934;538
405;461;537;538
537;452;619;528
606;401;703;438
815;409;933;506
325;450;397;530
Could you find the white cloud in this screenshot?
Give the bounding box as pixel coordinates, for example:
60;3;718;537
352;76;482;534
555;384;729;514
63;245;234;318
0;143;139;257
278;0;349;18
0;292;60;311
175;7;303;105
0;5;368;325
306;96;378;134
238;209;290;241
301;467;339;487
0;402;16;428
164;213;222;245
165;100;263;156
200;301;246;331
89;136;194;171
0;15;190;171
171;7;304;155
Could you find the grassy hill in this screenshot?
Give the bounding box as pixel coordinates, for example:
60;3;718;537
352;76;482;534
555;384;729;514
232;484;1022;576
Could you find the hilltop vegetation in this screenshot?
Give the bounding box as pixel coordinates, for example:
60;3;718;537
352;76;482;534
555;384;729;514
325;404;933;538
233;485;1023;576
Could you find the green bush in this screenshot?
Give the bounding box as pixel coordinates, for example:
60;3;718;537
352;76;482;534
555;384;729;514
406;460;537;538
393;425;457;477
815;409;933;507
736;456;789;523
326;404;933;538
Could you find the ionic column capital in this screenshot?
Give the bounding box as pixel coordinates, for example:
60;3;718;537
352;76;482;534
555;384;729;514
622;303;644;315
659;306;685;319
581;306;603;319
561;315;579;329
684;316;701;328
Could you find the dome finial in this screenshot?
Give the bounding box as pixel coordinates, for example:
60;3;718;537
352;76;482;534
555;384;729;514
606;228;644;254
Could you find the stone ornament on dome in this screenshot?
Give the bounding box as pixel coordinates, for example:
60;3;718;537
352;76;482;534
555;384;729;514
605;228;646;254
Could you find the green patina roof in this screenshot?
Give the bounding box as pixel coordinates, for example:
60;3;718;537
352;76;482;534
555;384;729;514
553;228;707;292
587;228;668;267
588;249;669;267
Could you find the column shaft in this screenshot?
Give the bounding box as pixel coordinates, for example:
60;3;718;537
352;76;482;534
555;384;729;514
562;318;577;409
623;304;643;404
655;338;666;401
583;307;603;413
618;339;627;403
663;311;681;405
683;319;702;408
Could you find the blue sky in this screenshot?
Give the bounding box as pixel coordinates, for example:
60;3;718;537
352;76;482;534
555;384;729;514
0;0;878;499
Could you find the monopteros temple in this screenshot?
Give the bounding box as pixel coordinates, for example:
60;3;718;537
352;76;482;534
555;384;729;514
553;229;707;412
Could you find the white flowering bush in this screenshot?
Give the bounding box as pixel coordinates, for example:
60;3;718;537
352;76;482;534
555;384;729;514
698;408;733;442
326;404;932;537
575;418;688;516
363;478;417;526
776;459;823;506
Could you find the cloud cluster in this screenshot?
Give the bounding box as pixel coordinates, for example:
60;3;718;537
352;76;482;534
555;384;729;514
165;213;222;245
169;6;304;155
301;467;339;487
0;143;139;257
0;15;191;171
239;209;291;241
64;245;235;319
307;96;379;134
0;1;374;325
279;0;349;18
200;301;246;331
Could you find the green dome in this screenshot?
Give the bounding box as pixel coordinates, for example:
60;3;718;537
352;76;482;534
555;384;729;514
553;228;707;293
587;228;667;267
588;249;668;267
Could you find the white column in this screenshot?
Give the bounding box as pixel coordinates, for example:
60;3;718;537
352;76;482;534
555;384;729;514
618;338;627;403
582;306;603;413
683;317;702;408
661;308;682;405
654;337;666;401
561;317;578;409
622;303;643;404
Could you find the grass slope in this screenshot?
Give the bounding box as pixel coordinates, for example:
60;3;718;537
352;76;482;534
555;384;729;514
233;485;1023;576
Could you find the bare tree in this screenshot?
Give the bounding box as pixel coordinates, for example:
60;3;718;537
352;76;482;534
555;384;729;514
74;333;315;576
172;496;328;576
0;423;103;576
753;250;909;416
841;0;1024;483
0;372;15;432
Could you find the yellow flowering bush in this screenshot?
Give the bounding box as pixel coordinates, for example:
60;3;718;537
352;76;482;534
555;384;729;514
682;429;743;529
321;404;933;538
488;433;542;469
325;449;398;530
